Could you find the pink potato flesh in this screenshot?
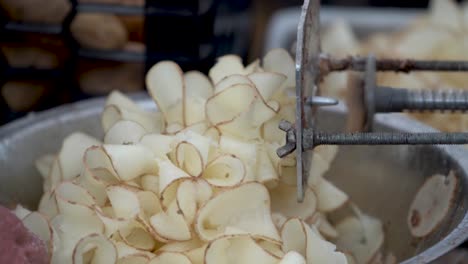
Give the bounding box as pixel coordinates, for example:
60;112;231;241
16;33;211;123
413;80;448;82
0;205;48;264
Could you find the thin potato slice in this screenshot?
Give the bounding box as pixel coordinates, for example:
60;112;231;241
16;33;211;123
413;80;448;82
244;59;262;73
72;233;117;264
316;179;349;212
281;218;307;257
150;199;192;242
83;146;119;181
78;167;109;207
279;251;307;264
14;204;32;220
157;158;191;198
114;241;156;259
256;145;280;187
106;185;141;219
174;180;197;222
272;213;288;230
137;190;162;220
185;97;208;127
119;221;157;251
104;120;147;145
281;218;347;264
38;191;59;219
55;181;96;207
185;71;213;99
103;144;157;181
407;171;458;238
195;182;280;242
117;254;150;264
202;154;246;187
270;182;317;220
102;91;164;133
146;61;184;126
140;174;159;194
22;212;53;257
209;55;245;84
206;83;256;125
307;153;332;188
257;240;285;258
306;212;339;239
186;244;207;264
263;49;295;88
112;105;164;134
53;132;101;182
204;235;280;264
184;71;213;125
344;253;358;264
307;223;347;263
175;141;204;176
314;145;339;164
175;128;212;165
219;136;257;181
216;96;276;140
334;214;384;264
248;72;287;101
140;133;175;158
149;251;192;264
50;208;104;263
36;154;55;179
95;207;130;237
102;105;123;133
158;238;204;252
214;74;253;93
176;178;213;225
105;90;141;112
159;240;207;264
204;126;221;144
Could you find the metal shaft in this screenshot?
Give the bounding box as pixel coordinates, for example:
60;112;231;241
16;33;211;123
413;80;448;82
375;87;468;112
276;120;468;158
307;131;468;149
321;56;468;73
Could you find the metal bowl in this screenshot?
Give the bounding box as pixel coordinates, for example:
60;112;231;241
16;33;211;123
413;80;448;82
0;94;467;263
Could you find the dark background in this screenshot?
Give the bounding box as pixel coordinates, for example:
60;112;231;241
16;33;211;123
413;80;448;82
0;0;463;125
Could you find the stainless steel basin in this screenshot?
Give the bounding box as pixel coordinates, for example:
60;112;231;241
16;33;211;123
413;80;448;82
0;94;467;263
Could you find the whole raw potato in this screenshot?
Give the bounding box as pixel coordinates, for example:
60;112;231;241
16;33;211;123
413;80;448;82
1;81;48;112
71;13;128;50
0;0;70;23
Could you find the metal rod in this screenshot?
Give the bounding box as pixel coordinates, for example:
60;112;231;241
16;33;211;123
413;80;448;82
308;131;468;148
375;87;468;112
4;22;62;34
77;3;144;15
322;56;468;73
305;96;339;106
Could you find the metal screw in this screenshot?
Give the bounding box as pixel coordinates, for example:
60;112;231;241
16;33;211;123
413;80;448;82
347;55;468;132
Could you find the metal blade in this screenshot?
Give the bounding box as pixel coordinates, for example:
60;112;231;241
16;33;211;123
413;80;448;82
295;0;321;202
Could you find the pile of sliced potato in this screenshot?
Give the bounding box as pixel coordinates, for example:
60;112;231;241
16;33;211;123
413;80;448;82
16;48;387;264
320;0;468;133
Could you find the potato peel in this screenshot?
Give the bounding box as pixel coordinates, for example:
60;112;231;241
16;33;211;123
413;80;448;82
407;171;458;238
